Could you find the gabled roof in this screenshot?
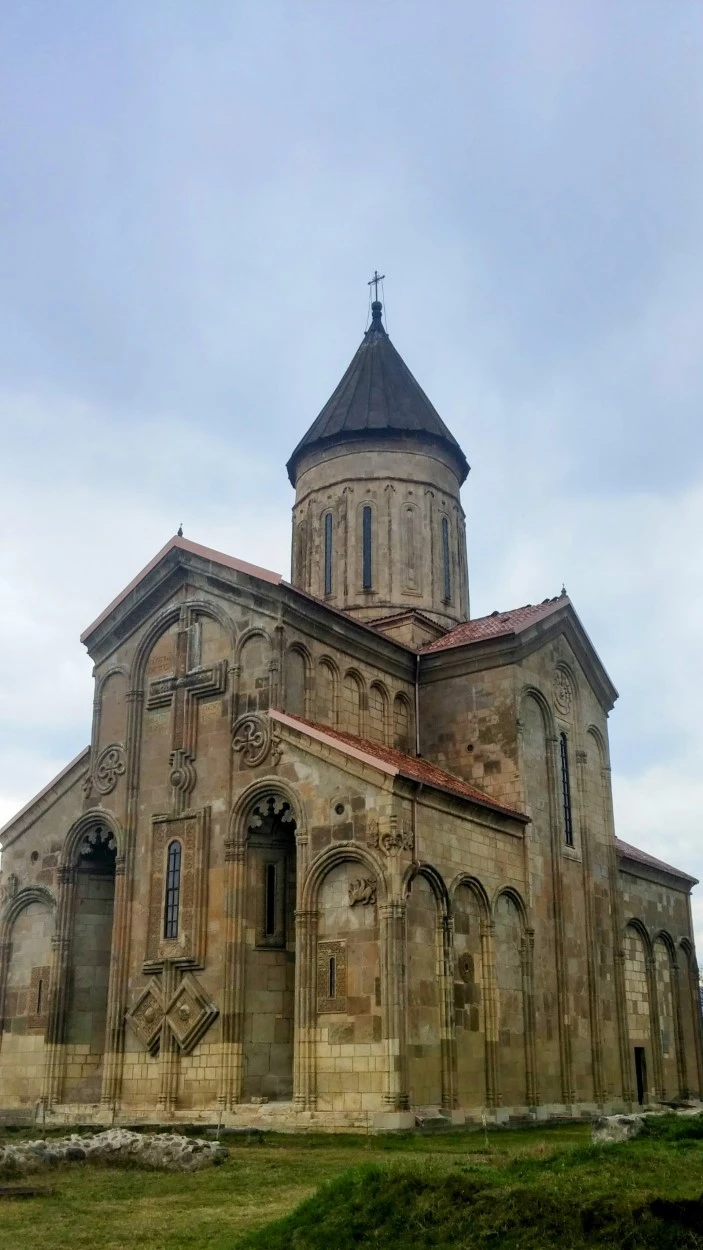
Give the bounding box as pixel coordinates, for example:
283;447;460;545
616;837;698;886
270;709;528;823
286;301;469;485
80;535;282;645
0;746;90;846
421;597;566;652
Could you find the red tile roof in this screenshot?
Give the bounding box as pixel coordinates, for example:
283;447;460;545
421;597;566;653
270;710;528;822
615;838;698;885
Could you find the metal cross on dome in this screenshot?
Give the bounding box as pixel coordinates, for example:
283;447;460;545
367;270;385;300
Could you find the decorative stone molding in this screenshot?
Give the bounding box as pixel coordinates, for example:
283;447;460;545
316;939;347;1013
348;877;377;906
232;713;276;768
368;815;414;857
144;807;210;971
553;669;573;718
93;743;127;795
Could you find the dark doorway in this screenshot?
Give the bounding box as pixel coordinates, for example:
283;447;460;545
635;1047;647;1105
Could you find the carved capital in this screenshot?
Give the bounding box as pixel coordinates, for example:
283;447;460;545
224;839;245;864
56;865;75;887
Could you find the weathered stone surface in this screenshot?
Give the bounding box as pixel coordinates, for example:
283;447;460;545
0;1129;227;1174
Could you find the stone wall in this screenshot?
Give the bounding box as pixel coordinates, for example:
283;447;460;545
290;438;469;627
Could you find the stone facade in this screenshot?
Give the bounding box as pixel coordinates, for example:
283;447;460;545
1;304;701;1130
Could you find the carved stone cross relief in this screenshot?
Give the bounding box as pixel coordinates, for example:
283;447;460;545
147;606;227;812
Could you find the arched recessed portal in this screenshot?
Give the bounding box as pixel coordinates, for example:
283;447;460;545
63;823;117;1104
242;795;297;1101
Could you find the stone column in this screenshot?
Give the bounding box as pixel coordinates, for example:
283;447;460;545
43;864;76;1107
613;947;634;1102
380;900;409;1110
438;915;457;1110
645;953;666;1102
685;894;703;1096
670;954;688;1099
100;851;131;1109
546;733;574;1105
520;929;539;1107
294;908;318;1109
603;762;632;1102
219;840;247;1110
575;748;605;1104
0;940;11;1047
157;961;179;1116
480;919;500;1109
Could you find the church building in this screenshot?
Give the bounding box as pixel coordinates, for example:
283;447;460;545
1;294;701;1130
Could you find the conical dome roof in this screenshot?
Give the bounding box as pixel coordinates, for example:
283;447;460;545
286;301;469;486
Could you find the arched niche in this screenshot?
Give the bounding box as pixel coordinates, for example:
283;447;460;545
316;657;338;727
368;681;389;744
284;645;309;719
452;877;489;1108
493;890;528;1108
0;892;55;1106
62;823;118;1104
237;629;273;719
653;933;679;1098
342;670;364;737
241;791;298;1102
393;693;412;754
624;921;653;1104
405;867;446;1107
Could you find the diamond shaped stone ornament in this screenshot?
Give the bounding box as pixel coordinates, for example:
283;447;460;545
164;972;218;1054
127;979;164;1053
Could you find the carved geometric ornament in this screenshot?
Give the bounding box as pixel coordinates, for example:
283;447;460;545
92;743;127;795
126;971;218;1055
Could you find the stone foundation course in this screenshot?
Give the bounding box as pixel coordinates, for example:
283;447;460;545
0;1128;228;1174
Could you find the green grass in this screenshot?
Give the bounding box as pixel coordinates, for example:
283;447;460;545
1;1121;702;1249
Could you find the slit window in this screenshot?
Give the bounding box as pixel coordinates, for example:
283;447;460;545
442;517;451;601
323;512;333;595
328;956;336;999
36;978;43;1014
164;840;182;939
560;733;573;847
264;863;277;937
362;506;373;589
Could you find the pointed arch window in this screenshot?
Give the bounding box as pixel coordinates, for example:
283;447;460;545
559;733;573;847
323;512;333;596
362;506;373;590
441;516;451;602
164;840;182;939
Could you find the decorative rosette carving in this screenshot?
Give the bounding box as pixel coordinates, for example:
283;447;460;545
553;669;573;717
93;743;127;794
232;713;271;767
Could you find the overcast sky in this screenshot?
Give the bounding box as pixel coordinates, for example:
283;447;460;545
1;2;703;939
